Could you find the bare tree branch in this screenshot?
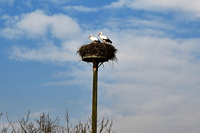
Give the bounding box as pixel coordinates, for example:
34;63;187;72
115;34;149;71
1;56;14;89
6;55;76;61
1;111;115;133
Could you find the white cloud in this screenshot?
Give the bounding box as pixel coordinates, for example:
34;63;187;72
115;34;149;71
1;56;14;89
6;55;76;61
63;5;98;12
1;10;81;39
93;31;200;132
1;14;20;27
1;27;24;39
2;10;83;62
29;109;52;118
9;41;78;62
112;109;200;133
0;0;15;5
106;0;200;17
41;79;88;87
42;66;92;88
16;11;50;36
8;29;108;62
35;0;71;4
103;18;175;34
16;10;81;39
23;1;33;9
131;0;200;12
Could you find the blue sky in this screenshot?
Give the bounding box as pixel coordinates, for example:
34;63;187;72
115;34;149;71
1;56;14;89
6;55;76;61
1;0;200;132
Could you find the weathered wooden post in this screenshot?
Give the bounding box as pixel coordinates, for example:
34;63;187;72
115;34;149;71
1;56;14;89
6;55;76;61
92;59;98;132
77;42;117;133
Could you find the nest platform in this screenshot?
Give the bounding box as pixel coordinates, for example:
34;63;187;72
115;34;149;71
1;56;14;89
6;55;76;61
77;42;117;63
82;55;108;62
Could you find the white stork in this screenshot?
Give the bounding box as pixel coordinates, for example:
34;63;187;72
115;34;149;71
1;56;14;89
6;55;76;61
98;32;112;44
88;35;100;43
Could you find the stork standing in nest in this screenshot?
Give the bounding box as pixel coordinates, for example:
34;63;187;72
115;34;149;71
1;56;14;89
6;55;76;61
98;32;112;44
89;35;100;43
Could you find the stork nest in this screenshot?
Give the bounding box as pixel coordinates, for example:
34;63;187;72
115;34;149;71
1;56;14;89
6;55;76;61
77;42;118;62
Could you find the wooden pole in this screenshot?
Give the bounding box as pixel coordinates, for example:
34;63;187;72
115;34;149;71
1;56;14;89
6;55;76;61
92;59;99;133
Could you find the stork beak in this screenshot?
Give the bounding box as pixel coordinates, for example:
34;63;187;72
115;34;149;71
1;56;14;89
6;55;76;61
98;33;100;36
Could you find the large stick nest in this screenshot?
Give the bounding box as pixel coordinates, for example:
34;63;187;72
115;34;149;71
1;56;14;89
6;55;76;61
77;42;118;62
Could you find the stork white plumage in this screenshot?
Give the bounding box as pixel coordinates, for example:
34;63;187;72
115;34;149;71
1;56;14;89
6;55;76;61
98;32;112;44
89;35;100;43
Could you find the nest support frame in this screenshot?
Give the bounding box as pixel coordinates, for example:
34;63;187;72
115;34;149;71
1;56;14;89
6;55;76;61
82;55;108;68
